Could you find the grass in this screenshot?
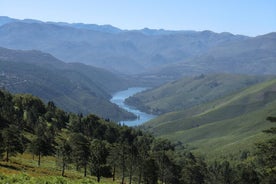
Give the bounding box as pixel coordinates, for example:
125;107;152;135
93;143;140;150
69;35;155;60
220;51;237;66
127;74;272;114
144;78;276;161
0;153;115;183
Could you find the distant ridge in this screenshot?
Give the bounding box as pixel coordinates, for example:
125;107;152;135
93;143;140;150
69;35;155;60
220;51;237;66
0;16;260;76
0;47;135;121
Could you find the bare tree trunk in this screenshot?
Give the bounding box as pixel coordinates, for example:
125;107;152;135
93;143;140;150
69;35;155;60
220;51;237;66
84;164;87;177
38;152;41;166
138;168;142;184
61;162;65;176
129;157;133;184
97;168;100;182
6;150;9;162
112;166;116;182
121;153;125;184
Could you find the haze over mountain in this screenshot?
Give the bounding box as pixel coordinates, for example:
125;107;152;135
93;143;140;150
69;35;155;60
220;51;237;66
153;32;276;78
0;47;136;121
0;17;275;78
0;17;254;75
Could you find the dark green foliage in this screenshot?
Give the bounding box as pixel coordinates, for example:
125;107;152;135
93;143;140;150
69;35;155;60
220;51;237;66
56;135;73;177
143;158;159;184
255;116;276;183
179;152;208;184
69;133;90;177
152;138;176;184
89;139;109;182
29;119;56;166
237;164;260;184
1;124;24;161
1;88;275;183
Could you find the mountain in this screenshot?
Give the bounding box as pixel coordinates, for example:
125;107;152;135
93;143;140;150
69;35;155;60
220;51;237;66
153;32;276;78
142;78;276;159
0;16;121;33
0;47;135;121
0;17;249;75
125;74;273;114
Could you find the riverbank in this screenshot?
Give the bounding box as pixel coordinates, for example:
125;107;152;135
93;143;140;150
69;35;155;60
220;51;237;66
110;87;156;126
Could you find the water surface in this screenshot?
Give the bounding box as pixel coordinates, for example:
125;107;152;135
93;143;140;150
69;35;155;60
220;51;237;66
111;87;156;126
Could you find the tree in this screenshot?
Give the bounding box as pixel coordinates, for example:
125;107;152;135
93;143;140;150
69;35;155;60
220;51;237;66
89;139;109;182
255;116;276;183
0;90;16;129
143;158;159;184
180;152;208;184
45;101;67;131
107;143;120;182
29;118;56;166
135;134;153;184
70;133;91;177
237;164;260;184
56;133;72;177
1;124;24;161
152;138;175;184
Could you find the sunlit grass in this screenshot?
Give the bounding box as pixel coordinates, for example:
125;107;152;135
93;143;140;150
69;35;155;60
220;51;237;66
0;153;116;183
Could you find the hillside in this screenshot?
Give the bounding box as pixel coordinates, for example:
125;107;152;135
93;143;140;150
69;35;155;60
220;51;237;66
154;32;276;77
0;47;135;121
126;74;272;114
1;89;275;183
142;78;276;158
0;17;248;75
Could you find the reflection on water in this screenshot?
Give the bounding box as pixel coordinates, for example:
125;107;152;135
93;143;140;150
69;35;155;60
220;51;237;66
110;87;156;126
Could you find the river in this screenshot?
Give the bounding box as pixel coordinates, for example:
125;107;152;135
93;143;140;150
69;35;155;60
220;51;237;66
110;87;156;126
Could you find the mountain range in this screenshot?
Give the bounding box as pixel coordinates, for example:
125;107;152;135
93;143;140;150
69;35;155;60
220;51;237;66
0;17;251;75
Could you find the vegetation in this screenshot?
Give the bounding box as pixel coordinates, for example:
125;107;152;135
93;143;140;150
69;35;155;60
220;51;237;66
126;74;272;114
0;89;275;183
0;47;136;122
141;78;276;160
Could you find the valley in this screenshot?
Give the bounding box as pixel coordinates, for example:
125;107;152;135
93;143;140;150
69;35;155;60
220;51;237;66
0;15;275;183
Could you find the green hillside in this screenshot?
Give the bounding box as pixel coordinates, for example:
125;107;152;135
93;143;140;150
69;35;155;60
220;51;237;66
126;74;272;114
0;47;135;121
143;78;276;159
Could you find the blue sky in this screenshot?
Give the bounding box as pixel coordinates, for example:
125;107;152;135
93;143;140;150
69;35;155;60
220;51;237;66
0;0;275;36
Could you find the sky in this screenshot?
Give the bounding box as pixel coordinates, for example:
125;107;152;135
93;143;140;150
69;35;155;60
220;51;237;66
0;0;275;36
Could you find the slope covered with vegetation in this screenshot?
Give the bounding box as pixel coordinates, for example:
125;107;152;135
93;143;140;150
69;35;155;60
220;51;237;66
0;47;136;121
126;74;272;114
142;78;276;160
0;89;275;183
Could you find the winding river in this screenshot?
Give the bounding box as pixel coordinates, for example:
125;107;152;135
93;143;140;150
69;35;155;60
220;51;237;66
110;87;156;126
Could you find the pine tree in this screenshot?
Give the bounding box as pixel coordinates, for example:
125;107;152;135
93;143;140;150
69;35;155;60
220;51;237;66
256;116;276;183
1;124;24;162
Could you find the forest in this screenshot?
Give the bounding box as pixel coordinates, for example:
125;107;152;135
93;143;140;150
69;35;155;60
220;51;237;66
0;89;275;184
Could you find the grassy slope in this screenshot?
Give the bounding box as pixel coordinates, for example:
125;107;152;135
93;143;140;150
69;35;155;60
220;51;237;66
126;74;271;114
143;78;276;160
0;153;114;183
